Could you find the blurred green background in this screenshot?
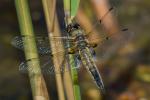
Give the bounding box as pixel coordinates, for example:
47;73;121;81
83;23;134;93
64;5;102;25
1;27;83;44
0;0;150;100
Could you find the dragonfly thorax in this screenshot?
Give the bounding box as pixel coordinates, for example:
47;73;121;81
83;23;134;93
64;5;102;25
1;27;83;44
74;32;88;50
67;23;88;50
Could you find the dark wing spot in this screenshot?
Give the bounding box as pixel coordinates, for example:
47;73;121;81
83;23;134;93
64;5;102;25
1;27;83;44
122;28;128;31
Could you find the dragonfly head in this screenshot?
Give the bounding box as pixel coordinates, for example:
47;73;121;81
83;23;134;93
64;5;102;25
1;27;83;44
66;23;80;33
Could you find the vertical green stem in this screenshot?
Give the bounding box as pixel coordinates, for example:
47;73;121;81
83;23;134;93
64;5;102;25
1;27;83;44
15;0;49;100
71;0;80;18
64;0;81;100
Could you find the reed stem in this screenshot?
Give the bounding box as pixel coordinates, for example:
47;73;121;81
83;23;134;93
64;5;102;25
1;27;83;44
42;0;66;100
15;0;49;100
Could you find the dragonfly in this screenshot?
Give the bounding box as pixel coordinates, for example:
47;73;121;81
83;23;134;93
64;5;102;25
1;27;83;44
11;7;134;93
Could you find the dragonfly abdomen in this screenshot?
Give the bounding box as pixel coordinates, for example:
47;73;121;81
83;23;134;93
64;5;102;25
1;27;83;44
80;48;105;93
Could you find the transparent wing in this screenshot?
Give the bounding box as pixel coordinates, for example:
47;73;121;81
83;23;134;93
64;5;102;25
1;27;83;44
74;58;81;69
85;6;134;62
11;35;74;55
91;28;134;62
85;7;115;36
89;47;97;62
19;53;81;74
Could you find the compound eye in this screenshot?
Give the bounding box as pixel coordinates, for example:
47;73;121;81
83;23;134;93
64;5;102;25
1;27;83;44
73;23;80;29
